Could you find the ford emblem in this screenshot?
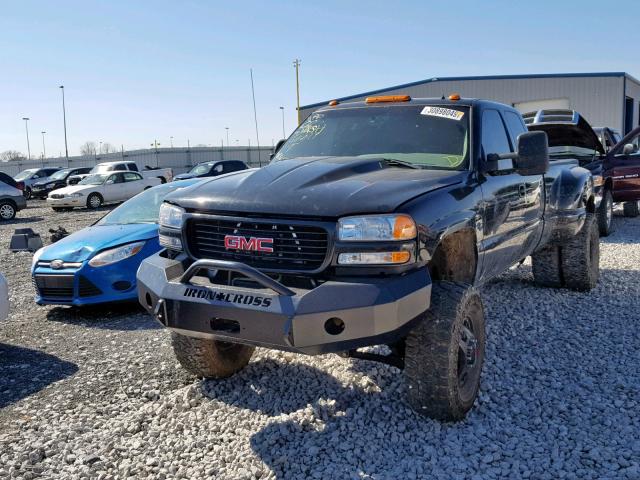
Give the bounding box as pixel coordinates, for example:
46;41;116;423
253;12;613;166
50;259;64;269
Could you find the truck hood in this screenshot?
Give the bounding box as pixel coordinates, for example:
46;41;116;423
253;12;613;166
167;157;466;217
38;224;158;262
529;116;605;155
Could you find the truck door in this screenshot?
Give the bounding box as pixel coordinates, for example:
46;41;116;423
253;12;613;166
478;109;543;280
606;127;640;203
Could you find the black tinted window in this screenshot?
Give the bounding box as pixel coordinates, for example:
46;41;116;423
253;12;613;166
503;111;527;145
482;110;512;156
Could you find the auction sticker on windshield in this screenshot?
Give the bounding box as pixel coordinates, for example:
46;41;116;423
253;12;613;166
420;106;465;121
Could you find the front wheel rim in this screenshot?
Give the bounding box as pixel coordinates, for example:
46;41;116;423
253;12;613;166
90;196;100;207
0;204;14;219
457;313;482;402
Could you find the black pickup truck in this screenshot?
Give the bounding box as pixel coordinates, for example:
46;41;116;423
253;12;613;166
137;96;599;420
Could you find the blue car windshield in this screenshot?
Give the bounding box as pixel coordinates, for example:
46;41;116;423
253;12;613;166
97;183;192;225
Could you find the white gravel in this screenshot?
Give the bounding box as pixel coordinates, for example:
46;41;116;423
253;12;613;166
1;201;639;479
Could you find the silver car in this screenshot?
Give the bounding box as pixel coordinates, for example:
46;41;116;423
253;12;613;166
13;167;61;200
0;172;27;220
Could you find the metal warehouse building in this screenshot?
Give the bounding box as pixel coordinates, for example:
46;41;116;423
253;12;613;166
300;72;640;134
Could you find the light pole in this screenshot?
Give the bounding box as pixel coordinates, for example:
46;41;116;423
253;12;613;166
41;131;46;159
225;127;230;147
170;136;174;148
59;86;69;160
279;106;286;138
99;141;103;155
22;117;31;160
293;59;301;125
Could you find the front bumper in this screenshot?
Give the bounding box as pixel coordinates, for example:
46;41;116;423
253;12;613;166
31;187;53;199
46;196;84;207
137;254;431;355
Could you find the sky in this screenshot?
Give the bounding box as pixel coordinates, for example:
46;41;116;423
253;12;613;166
1;0;639;157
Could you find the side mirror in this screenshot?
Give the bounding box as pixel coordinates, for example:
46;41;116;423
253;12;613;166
513;131;549;176
270;139;286;160
623;143;636;155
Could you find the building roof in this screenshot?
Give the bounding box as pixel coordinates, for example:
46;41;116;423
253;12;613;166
301;72;640;110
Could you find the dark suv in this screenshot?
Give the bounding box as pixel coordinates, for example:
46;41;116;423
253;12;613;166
30;167;93;199
173;160;248;181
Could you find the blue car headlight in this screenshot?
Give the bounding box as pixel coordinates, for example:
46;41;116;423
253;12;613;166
88;241;146;267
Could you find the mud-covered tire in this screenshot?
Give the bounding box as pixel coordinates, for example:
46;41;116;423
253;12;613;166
597;190;614;236
531;244;563;288
404;282;485;421
86;193;103;209
623;201;640;217
171;332;254;379
561;213;599;291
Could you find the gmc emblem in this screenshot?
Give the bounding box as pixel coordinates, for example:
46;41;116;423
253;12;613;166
224;235;274;253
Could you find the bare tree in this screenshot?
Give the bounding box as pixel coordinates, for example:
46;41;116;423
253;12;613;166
0;150;27;162
100;142;117;154
80;141;97;156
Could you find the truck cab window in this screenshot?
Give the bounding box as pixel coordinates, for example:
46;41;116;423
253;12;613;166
482;110;513;169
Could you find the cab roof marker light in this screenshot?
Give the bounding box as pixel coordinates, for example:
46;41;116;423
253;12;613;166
328;100;339;106
365;95;411;104
448;93;461;101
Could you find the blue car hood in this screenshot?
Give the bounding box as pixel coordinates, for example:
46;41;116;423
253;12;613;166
39;223;159;262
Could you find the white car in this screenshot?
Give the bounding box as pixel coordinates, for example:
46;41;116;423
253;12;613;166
0;273;8;321
47;171;162;210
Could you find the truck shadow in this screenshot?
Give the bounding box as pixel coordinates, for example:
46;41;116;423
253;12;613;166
46;303;161;331
0;343;78;409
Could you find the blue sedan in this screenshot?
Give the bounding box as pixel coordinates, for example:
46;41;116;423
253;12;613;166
31;179;201;306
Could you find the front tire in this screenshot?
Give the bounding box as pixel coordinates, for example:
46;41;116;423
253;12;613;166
86;193;103;209
561;213;599;291
0;201;16;220
623;201;640;217
597;190;614;236
171;332;254;378
531;244;563;288
404;282;485;421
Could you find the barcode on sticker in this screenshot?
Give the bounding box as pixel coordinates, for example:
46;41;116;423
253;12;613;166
420;106;464;121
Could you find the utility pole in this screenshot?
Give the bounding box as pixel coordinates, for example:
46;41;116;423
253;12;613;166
225;127;230;147
170;136;174;148
22;117;31;160
293;59;301;125
59;86;69;160
250;68;261;166
41;131;47;159
150;140;160;167
279;106;286;138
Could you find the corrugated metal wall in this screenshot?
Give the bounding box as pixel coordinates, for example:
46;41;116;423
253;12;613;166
301;75;625;131
0;146;273;177
624;76;640;131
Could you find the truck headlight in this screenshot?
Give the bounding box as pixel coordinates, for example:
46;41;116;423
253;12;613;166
159;232;182;250
88;241;146;267
338;214;417;241
593;175;605;187
159;203;185;229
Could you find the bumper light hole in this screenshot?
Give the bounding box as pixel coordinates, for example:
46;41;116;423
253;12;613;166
210;318;240;334
325;317;345;335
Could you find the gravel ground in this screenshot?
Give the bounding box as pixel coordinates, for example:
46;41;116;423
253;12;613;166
0;200;639;480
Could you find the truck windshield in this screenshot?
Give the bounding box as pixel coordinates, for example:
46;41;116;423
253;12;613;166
274;105;470;170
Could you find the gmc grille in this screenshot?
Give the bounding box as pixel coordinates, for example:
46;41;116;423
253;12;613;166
187;217;329;271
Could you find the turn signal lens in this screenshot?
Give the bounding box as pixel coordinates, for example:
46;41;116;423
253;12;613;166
337;250;412;265
393;215;417;240
448;93;461;101
365;95;411;104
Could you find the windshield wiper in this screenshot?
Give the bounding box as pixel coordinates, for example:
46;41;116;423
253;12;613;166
378;158;421;170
